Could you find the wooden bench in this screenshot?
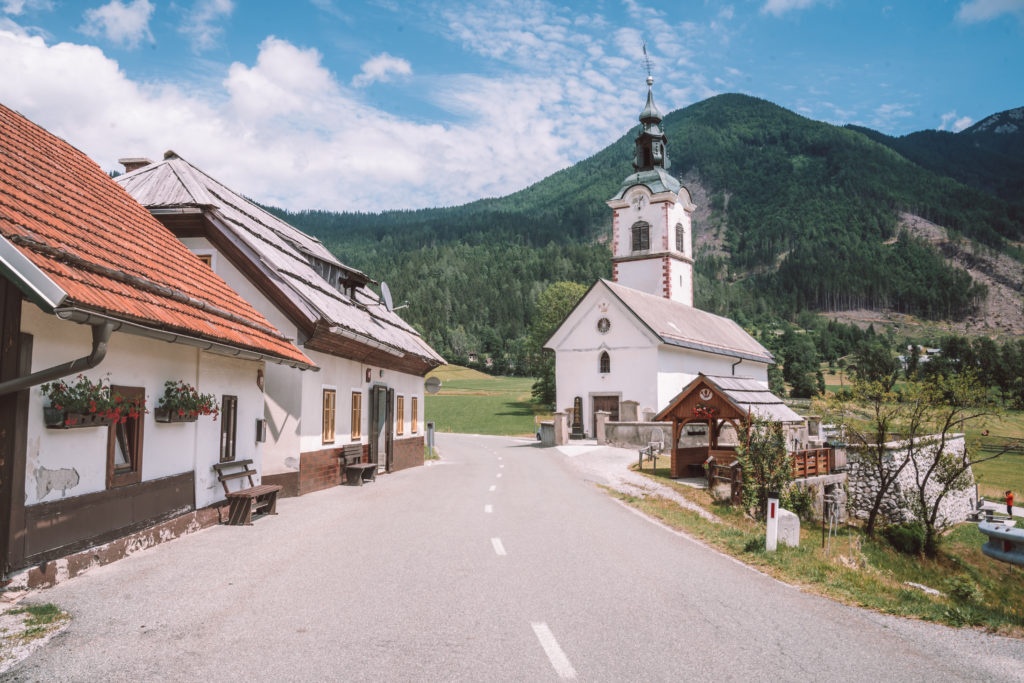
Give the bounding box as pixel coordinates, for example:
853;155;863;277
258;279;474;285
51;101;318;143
212;459;283;525
341;443;376;486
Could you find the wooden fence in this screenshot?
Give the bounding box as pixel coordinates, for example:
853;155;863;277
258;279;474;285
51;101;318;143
791;448;834;478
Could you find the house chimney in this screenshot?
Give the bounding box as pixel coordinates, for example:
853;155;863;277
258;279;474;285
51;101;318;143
118;157;153;173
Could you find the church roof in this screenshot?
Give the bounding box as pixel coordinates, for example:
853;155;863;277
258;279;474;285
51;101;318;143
602;279;774;363
116;153;445;373
612;166;681;199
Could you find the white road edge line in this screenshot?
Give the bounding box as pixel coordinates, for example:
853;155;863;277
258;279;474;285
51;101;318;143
531;622;577;680
491;537;507;556
489;485;496;492
485;504;493;513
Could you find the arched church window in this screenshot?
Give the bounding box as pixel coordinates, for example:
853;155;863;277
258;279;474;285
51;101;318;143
599;351;610;374
675;222;685;252
631;221;650;252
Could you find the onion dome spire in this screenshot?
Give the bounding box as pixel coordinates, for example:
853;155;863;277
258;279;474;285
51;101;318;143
633;75;669;172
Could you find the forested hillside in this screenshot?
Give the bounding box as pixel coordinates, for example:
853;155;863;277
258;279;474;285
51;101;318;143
267;94;1024;370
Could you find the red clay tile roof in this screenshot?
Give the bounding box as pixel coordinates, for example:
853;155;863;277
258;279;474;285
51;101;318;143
0;104;313;368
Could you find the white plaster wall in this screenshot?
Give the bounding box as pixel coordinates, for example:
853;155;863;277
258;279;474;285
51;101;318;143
297;351;426;453
655;346;770;413
616;259;664;299
550;286;660;436
21;305;263;508
667;258;693;306
192;353;266;509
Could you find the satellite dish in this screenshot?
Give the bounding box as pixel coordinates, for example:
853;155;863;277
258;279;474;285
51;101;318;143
380;281;394;313
425;376;442;394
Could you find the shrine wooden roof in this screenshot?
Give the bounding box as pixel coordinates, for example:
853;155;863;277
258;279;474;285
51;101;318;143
655;374;804;424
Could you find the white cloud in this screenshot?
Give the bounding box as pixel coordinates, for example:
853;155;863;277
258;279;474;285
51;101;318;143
79;0;153;49
761;0;825;17
179;0;233;53
2;0;52;15
351;52;412;87
939;110;973;131
955;0;1024;23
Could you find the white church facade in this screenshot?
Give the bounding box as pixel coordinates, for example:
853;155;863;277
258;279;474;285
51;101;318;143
545;78;774;437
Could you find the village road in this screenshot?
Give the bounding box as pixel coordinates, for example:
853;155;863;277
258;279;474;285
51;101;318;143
7;433;1024;682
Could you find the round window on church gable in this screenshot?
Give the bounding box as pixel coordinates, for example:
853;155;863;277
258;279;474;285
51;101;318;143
597;317;611;334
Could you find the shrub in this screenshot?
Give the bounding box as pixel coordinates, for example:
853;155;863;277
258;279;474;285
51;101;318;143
784;485;815;521
882;521;925;555
943;575;982;604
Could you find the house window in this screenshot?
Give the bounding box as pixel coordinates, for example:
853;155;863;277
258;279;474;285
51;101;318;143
220;395;238;462
675;223;685;252
411;397;418;434
322;388;336;444
196;254;212;267
599;351;610;374
107;385;144;488
351;391;362;440
396;396;404;435
631;221;650;252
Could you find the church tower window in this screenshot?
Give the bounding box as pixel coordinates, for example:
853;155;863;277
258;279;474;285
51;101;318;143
599;351;610;374
631;221;650;252
675;223;685;252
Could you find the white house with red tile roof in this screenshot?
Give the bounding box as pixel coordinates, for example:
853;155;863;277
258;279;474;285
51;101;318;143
0;103;313;582
116;152;444;497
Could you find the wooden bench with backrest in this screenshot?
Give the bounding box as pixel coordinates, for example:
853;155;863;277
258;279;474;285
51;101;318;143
212;459;283;525
342;443;376;486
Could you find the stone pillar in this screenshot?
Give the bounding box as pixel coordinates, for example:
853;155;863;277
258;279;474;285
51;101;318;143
595;411;610;445
620;400;639;422
553;412;569;446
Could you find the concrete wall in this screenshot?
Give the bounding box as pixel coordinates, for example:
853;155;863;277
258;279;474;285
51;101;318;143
21;305;264;510
604;421;673;449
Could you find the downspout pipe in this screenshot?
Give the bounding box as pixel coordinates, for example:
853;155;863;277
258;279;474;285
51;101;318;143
731;358;742;376
0;321;113;398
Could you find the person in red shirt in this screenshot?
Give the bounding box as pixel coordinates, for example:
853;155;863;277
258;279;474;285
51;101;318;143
1007;490;1014;518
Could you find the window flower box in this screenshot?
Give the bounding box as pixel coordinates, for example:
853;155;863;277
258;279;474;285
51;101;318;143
155;380;218;423
154;407;199;423
41;375;146;430
43;407;117;429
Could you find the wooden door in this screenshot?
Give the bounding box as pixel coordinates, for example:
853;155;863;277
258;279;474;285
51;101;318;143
592;395;619;437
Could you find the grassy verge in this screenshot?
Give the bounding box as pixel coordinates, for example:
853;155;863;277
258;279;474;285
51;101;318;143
618;470;1024;635
424;365;549;436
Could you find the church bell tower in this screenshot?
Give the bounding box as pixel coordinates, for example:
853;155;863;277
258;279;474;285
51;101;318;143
607;76;695;305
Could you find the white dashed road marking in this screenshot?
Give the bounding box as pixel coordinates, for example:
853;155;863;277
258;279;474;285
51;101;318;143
489;485;496;492
485;504;493;513
496;473;502;478
491;538;507;556
531;622;577;679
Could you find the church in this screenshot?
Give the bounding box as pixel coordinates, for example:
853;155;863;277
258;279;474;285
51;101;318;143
544;77;775;437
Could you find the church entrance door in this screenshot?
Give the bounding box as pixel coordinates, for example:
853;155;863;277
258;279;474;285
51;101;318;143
592;395;620;437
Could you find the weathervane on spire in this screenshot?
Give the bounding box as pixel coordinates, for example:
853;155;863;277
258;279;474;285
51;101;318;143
642;41;654;87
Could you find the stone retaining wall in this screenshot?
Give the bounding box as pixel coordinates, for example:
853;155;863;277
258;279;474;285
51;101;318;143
847;434;976;527
604;421;673;449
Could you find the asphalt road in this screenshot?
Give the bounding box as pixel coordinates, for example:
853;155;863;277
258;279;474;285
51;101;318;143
7;433;1024;682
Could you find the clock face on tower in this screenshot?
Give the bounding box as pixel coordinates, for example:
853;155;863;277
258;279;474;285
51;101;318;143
631;194;646;212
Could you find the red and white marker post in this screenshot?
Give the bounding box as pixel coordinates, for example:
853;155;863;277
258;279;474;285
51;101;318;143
766;491;780;552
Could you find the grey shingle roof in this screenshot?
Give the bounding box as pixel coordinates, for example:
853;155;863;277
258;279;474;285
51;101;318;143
603;280;774;363
116;154;443;367
703;374;804;423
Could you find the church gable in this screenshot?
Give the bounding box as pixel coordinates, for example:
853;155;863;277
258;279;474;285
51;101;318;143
545;281;659;353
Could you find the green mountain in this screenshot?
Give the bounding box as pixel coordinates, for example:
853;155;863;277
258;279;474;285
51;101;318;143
847;106;1024;209
268;94;1024;366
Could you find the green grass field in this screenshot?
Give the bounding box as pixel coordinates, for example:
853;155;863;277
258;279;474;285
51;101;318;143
424;365;549;436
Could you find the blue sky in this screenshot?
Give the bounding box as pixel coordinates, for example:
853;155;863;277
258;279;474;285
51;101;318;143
1;0;1021;211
